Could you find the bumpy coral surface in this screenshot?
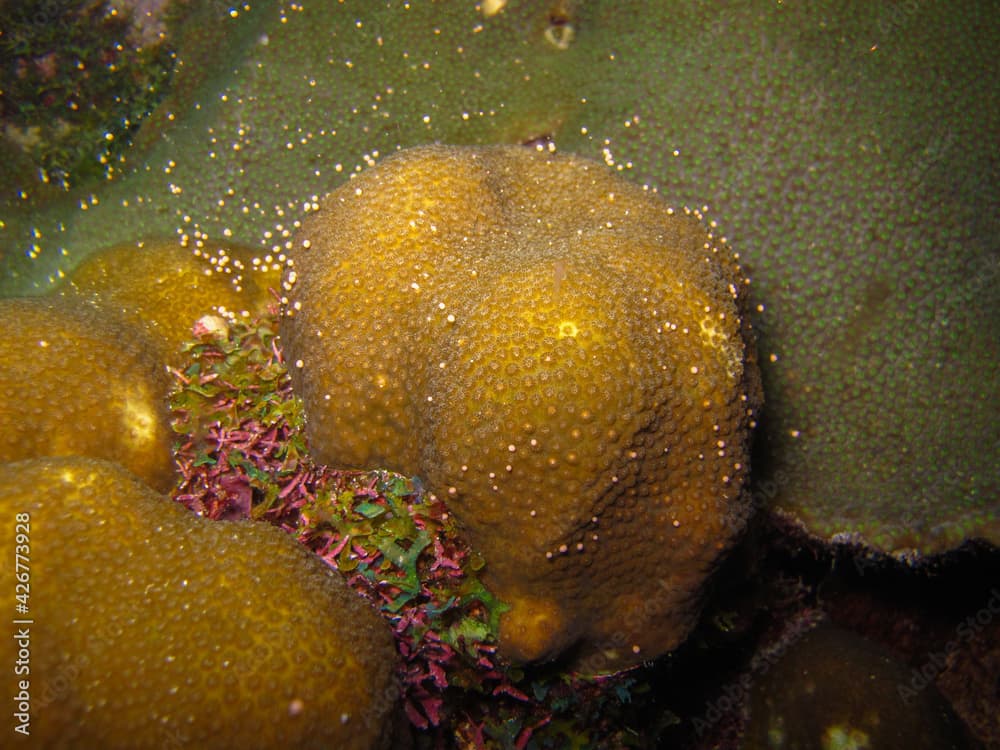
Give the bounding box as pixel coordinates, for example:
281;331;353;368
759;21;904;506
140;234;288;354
282;144;762;671
3;1;992;555
0;297;175;491
0;456;400;749
59;239;281;365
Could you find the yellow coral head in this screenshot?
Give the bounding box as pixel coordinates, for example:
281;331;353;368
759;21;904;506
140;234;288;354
282;144;762;672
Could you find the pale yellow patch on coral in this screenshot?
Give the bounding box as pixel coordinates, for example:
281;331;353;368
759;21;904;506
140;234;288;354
498;592;566;663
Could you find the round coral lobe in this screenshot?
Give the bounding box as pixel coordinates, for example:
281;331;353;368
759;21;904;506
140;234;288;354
0;298;176;492
281;144;762;672
0;457;400;749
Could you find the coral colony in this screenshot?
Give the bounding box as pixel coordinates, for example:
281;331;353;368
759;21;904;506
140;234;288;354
169;310;640;747
280;145;762;672
1;3;995;746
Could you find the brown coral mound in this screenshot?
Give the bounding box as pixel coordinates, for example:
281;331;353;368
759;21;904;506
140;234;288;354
59;239;281;367
0;457;400;749
0;297;176;491
282;144;762;672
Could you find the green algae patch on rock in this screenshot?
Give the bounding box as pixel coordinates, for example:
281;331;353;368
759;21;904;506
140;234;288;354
743;622;972;750
0;0;175;192
57;238;283;366
281;144;762;673
0;456;400;750
0;297;176;492
550;2;1000;555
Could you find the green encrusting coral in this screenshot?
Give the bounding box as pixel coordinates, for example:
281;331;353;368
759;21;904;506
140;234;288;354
1;1;994;556
168;311;660;746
